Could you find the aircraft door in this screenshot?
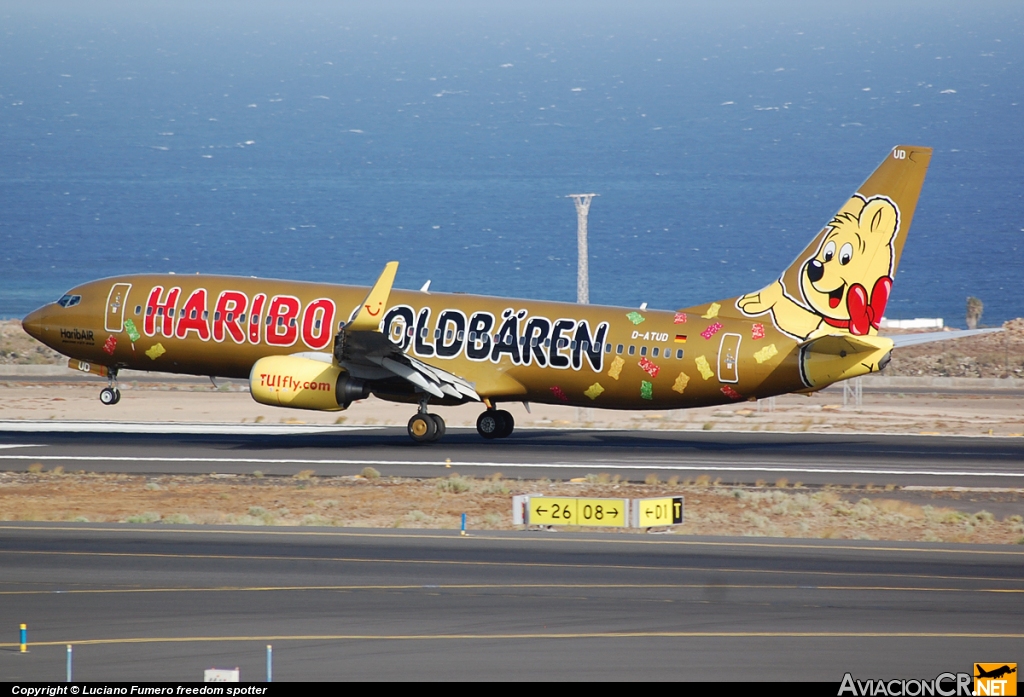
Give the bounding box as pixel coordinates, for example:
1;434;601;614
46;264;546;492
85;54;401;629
717;333;741;383
104;283;132;333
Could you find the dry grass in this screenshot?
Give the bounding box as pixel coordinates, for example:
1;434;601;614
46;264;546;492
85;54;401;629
1;471;1022;544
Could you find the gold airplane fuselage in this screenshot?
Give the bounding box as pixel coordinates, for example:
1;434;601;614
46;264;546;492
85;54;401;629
22;273;805;410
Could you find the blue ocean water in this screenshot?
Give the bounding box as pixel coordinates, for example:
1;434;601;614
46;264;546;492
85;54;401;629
1;1;1022;325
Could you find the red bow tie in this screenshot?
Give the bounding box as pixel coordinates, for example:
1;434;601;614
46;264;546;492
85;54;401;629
845;276;892;336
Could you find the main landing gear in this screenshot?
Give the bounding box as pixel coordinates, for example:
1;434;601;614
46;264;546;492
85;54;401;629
99;369;121;406
405;399;515;443
407;395;445;443
477;408;514;440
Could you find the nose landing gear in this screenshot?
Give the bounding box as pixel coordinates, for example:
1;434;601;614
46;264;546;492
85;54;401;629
99;369;121;405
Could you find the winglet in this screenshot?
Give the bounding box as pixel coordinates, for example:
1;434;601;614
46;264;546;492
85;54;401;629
348;261;399;331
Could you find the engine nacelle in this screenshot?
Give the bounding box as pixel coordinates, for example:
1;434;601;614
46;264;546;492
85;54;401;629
249;355;367;411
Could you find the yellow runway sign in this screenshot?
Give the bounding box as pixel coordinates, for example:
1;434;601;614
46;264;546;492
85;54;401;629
528;497;628;527
633;497;684;528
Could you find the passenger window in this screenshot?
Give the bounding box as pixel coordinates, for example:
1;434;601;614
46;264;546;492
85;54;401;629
167;308;175;318
581;341;589;351
617;344;624;354
664;346;671;358
202;311;209;320
147;307;153;316
239;314;246;323
214;312;222;321
290;318;297;327
434;329;441;339
469;331;477;341
135;306;141;315
190;309;198;320
408;327;415;338
628;345;635;355
446;330;453;341
640;346;648;356
652;347;659;357
457;331;465;341
316;320;322;330
544;338;551;348
421;327;428;338
570;341;577;350
605;343;612;353
157;308;164;316
676;349;684;359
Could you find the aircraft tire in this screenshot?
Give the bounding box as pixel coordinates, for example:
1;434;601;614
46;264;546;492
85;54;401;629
100;388;118;406
429;414;446;441
111;388;121;405
495;409;514;438
408;413;437;443
476;411;501;440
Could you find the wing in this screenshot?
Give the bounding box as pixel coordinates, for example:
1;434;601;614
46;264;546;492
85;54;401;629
329;262;481;403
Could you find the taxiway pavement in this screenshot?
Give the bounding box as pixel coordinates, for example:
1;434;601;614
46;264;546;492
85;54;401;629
1;523;1021;681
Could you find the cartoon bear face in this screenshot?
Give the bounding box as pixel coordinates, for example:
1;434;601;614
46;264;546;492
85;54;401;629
800;195;899;323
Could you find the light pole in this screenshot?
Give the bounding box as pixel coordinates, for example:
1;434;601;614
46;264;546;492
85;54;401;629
567;194;597;426
566;194;598;305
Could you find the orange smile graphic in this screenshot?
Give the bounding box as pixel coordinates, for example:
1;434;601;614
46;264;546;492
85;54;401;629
365;304;381;316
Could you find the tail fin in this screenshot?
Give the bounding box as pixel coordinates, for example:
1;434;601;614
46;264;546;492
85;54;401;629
737;145;933;340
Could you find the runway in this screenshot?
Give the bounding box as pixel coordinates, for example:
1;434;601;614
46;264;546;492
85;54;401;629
1;523;1021;681
1;423;1023;487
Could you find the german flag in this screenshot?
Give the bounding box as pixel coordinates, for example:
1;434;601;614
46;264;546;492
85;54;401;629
674;334;687;343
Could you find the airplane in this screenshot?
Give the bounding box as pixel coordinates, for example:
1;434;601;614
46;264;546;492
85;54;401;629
20;145;1000;443
975;665;1016;680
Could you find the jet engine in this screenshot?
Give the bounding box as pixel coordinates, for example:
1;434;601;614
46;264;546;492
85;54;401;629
249;355;368;411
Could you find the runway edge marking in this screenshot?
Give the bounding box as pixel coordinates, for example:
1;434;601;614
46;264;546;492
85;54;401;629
0;454;1022;479
2;524;1023;556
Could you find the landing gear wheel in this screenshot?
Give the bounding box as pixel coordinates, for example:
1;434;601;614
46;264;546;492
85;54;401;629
476;411;501;439
100;387;118;406
111;388;121;405
429;414;446;441
477;410;514;439
408;413;438;443
495;409;514;438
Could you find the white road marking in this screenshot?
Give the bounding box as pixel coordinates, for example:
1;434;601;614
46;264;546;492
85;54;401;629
0;420;1019;440
0;453;1020;478
0;444;43;450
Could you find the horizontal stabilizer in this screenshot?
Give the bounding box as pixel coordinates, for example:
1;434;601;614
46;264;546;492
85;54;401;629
800;333;893;356
798;333;894;387
889;327;1004;348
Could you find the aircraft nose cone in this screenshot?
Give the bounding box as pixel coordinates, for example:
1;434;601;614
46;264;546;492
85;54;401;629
22;307;48;341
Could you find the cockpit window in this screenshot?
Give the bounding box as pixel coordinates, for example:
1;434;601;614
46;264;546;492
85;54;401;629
57;294;82;308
